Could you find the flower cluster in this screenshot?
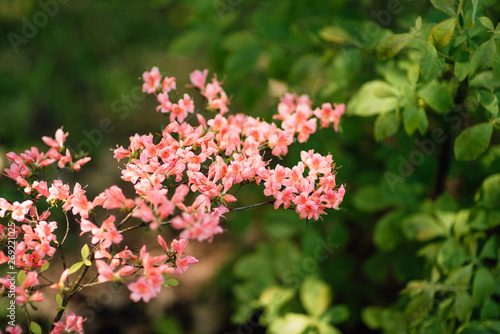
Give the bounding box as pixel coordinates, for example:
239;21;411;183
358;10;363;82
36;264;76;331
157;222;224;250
0;68;345;333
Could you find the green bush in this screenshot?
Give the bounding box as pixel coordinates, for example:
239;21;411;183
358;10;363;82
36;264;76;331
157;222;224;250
171;0;500;332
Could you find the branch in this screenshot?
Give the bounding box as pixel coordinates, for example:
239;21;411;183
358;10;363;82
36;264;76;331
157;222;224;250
118;207;137;228
229;200;275;212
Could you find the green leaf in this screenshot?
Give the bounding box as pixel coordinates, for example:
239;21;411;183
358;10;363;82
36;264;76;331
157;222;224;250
457;322;489;333
420;43;444;83
428;18;456;49
233;252;271;279
418;107;429;134
56;293;63;306
469;71;500;91
352;185;390;213
69;261;84;275
479;17;495;31
17;270;26;285
445;263;474;286
319;26;352;45
479;235;500;259
30;321;42;334
81;244;89;259
437;238;467;272
471;0;479;24
222;31;258;51
481;300;500;320
300;276;331;317
454;50;471;82
453;209;471;238
225;44;262;75
455;291;473;322
377;33;415;60
169;30;207;55
321;305;350;325
454;122;494;161
478;173;500;208
430;0;456;16
418;82;454;114
415;16;422;30
470;39;496;76
404;291;433;322
435;193;458;232
361;307;383;329
493;55;500;81
40;262;50;273
165;278;179;287
83;259;91;266
259;286;295;309
347;81;399;116
374;211;405;251
152;316;183;334
374;111;400;142
268;313;311;334
401;213;445;241
485;321;500;333
472;266;496;306
403;104;420;135
317;322;342;334
478;89;499;118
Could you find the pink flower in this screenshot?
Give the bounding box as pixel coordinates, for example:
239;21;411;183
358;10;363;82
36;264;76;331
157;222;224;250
63;183;93;218
156;92;172;113
269;130;293;156
142;66;162;94
42;127;68;150
102;185;134;210
128;276;157;303
161;76;176;93
50;312;85;334
113;145;131;161
4;325;23;334
29;291;44;302
11;200;33;222
50;268;70;290
314;103;345;132
21;271;39;289
3;163;29;187
47;180;70;202
157;236;199;275
293;192;325;221
0;198;12;217
189;69;209;90
73;157;91;171
32;181;50;198
96;260;134;282
169;94;194;123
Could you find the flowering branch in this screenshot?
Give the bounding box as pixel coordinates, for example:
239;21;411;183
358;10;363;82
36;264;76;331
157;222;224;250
0;67;346;333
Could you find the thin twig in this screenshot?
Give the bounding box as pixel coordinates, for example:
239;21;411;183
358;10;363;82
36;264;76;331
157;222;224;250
229;200;275;212
118;207;137;228
24;304;33;334
56;212;71;269
118;221;147;234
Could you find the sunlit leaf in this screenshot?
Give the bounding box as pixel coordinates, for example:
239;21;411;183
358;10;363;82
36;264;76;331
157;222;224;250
454;122;493;161
377;33;415;60
470;40;496;76
374;111;400;142
300;276;331;317
428;18;456;49
348;81;399;116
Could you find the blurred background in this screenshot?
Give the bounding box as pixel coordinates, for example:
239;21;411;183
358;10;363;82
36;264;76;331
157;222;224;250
1;0;500;333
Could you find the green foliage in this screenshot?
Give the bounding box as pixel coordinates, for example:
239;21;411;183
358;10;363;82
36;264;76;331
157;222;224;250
3;0;500;332
177;0;500;333
263;276;349;334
